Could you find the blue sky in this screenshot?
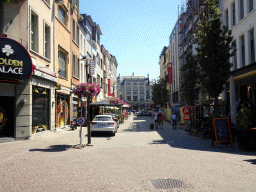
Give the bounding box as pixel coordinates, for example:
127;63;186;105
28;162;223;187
80;0;181;81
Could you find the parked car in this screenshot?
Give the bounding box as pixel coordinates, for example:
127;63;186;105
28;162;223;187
91;115;118;136
137;111;152;117
103;113;119;128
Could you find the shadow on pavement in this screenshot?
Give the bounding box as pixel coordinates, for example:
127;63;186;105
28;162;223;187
244;159;256;165
127;117;256;156
29;144;73;152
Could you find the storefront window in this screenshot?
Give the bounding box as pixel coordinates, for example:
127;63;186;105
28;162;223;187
56;94;69;127
32;86;49;133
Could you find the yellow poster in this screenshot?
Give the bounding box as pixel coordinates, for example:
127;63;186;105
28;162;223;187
180;107;185;124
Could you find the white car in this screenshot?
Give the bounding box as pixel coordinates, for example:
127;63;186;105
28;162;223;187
91;115;118;136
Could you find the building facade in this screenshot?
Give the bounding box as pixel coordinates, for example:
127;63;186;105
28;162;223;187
0;0;118;141
117;73;152;111
220;0;256;124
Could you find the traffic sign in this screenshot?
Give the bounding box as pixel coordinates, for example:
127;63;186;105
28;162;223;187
182;106;191;114
77;117;85;125
184;114;191;120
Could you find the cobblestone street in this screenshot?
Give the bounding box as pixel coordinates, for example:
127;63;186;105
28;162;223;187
1;114;256;192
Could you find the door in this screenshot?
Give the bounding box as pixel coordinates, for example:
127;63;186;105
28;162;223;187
0;96;14;137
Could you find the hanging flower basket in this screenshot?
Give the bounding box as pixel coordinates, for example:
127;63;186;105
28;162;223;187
73;83;101;99
109;97;124;106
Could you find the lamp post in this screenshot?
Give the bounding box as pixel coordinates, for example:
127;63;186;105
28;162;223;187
80;55;93;146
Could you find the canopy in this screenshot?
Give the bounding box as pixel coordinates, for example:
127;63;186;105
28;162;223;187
91;99;120;106
122;104;130;108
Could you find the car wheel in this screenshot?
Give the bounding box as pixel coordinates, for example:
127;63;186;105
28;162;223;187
112;132;115;136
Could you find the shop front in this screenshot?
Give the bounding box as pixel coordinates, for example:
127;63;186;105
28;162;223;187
0;84;15;137
0;37;33;139
228;62;256;126
55;85;71;130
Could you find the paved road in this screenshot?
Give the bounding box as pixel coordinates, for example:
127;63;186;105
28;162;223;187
1;114;256;192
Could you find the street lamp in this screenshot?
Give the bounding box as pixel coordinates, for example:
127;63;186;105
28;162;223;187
80;55;93;146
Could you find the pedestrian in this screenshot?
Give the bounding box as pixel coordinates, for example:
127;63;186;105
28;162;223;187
152;109;159;130
158;110;164;129
171;113;177;130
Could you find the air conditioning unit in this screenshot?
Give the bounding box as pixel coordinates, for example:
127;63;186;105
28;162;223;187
55;0;64;5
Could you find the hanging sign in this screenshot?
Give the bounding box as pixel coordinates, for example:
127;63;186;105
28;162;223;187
0;37;33;80
168;63;172;83
88;60;95;75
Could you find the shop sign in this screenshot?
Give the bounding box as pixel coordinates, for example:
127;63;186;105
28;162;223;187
0;37;33;80
89;60;95;75
33;69;58;82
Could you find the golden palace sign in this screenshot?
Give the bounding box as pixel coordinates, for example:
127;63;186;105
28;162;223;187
0;37;33;80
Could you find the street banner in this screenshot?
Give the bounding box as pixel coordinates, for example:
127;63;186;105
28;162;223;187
168;63;172;83
108;79;113;96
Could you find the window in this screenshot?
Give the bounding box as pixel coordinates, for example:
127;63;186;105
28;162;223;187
31;11;38;52
43;0;50;4
72;20;76;41
233;40;237;70
140;96;144;102
44;23;50;59
59;48;67;78
87;33;91;42
58;6;67;25
249;0;253;13
133;96;138;102
133;82;137;85
241;35;245;67
232;3;236;26
127;96;131;102
225;9;229;28
249;29;255;64
240;0;244;20
76;25;79;45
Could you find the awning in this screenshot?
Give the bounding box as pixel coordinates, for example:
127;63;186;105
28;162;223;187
90;99;120;106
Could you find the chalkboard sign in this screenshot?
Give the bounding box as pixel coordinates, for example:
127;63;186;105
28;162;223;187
212;118;233;148
215;119;229;141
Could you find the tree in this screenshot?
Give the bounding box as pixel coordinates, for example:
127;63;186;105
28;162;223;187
180;52;200;106
152;75;170;107
194;0;235;113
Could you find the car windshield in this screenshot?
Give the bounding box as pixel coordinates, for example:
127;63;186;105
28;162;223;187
93;116;112;121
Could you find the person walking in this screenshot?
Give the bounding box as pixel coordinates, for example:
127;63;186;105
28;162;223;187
158;110;164;129
152;109;159;130
171;113;177;130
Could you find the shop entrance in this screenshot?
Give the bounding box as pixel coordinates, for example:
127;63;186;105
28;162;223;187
0;96;14;137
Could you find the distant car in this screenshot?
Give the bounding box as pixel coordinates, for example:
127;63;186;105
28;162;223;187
103;113;119;128
137;111;152;117
91;115;118;136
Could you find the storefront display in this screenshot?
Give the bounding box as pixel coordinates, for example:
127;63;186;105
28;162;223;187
56;94;69;127
32;86;49;133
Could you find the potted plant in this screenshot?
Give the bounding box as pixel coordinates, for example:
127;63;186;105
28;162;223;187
236;104;255;151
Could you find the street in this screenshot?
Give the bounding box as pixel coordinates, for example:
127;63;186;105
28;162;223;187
1;114;256;192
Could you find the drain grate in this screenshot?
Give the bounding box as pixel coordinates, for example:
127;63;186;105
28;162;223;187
151;179;188;189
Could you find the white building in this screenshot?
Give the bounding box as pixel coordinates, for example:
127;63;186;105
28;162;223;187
117;73;152;110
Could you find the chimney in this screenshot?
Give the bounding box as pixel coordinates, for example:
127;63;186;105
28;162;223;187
147;73;149;79
132;72;134;76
